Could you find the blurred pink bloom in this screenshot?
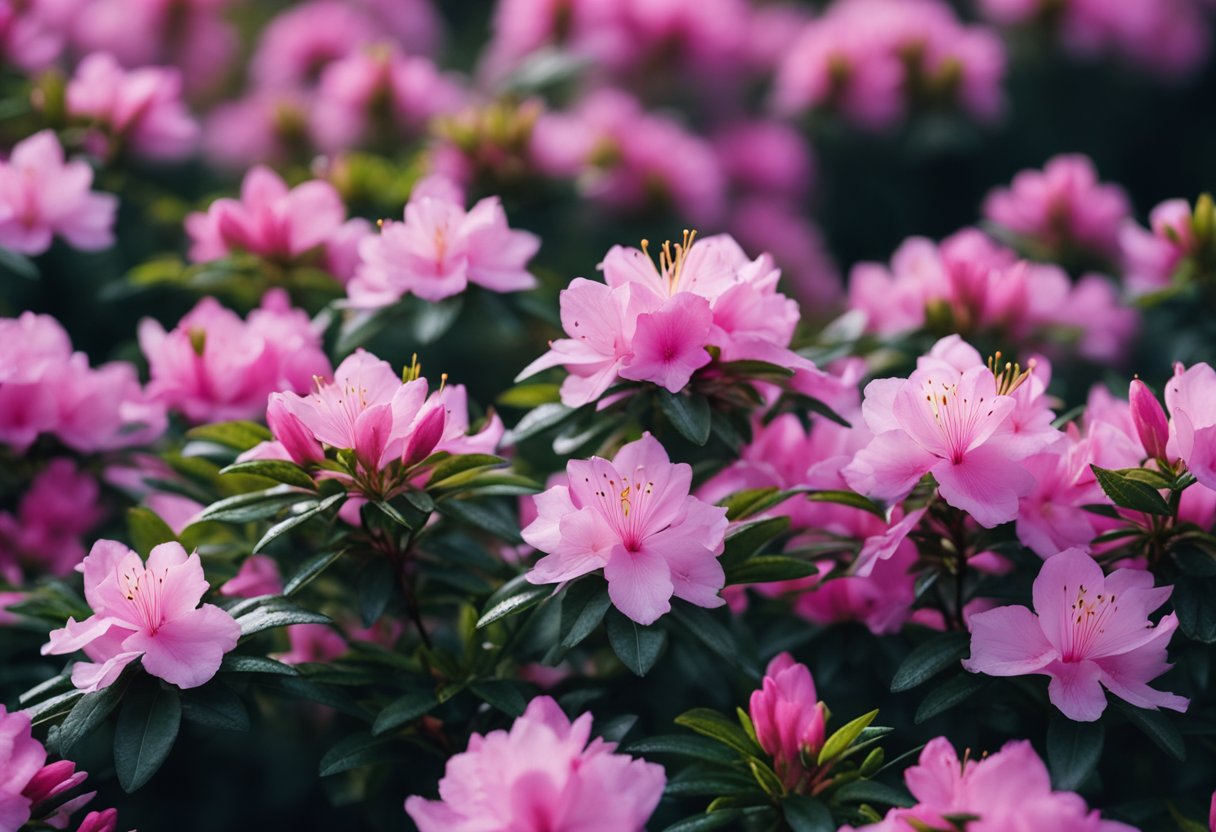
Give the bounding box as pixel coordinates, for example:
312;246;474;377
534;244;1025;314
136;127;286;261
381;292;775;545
964;548;1188;721
139;289;331;424
185;165;371;283
1166;361;1216;490
524;433;727;625
748;653;826;791
201;91;310;171
66;52;198;161
250;0;377;90
0;459;103;582
43;540;241;692
0;130;117;255
405;695;665;832
276;623;347;665
220;555;283;599
792;543;919;635
73;809;119;832
530;89;726;225
0;705;46;832
349;174;539;306
845;736;1137;831
1120;198;1193;296
983;154;1130;260
727;198;842;311
0;0;65;71
845;337;1058;527
773;0;1005;129
713;120;814;203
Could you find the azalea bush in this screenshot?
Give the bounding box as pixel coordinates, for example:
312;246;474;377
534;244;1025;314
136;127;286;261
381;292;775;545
3;1;1216;831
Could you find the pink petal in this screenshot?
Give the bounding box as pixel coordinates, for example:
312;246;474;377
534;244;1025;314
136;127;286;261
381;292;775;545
963;605;1057;676
604;547;674;626
1045;659;1108;722
619;293;712;393
931;444;1033;528
128;604;240;689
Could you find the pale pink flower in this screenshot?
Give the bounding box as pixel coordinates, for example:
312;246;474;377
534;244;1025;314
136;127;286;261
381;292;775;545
748;653;826;791
845;736;1136;832
0;0;64;72
349;174;539;306
792;544;919;635
220;555;283;599
0;459;103;582
200;91;310;172
276;623;347;665
66;52;198;161
1165;361;1216;490
405;695;665;832
983;154;1131;260
964;548;1188;721
249;0;377;90
184;165;372;284
844;338;1058;527
139;289;331;424
523;433;727;625
43;540;241;692
0;130;117;255
0;705;45;832
1120;198;1193;296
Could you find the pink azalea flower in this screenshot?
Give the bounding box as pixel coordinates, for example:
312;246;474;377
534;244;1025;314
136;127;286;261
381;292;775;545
964;548;1188;721
844;337;1057;527
1129;378;1170;461
792;544;920;635
523;433;727;625
348;174;539;306
748;653;826;791
0;130;118;255
1120;198;1193;296
1165;361;1216;490
43;540;241;692
200;91;310;172
845;736;1136;831
0;0;64;72
0;705;46;832
405;695;665;832
275;623;347;665
220;555;283;599
983;154;1131;260
0;459;103;582
73;808;120;832
139;289;331;424
249;0;378;90
66;52;198;161
184;165;372;284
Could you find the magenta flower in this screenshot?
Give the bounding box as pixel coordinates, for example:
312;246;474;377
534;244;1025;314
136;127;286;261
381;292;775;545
275;623;347;666
139;289;331;424
73;809;120;832
844;339;1056;527
0;459;103;583
748;653;826;791
66;52;198;161
964;548;1188;721
43;540;241;692
0;705;46;832
1165;361;1216;491
0;130;118;255
523;433;727;625
983;154;1131;259
184;165;372;284
219;555;283;599
405;695;665;832
845;736;1136;832
1129;378;1170;462
348;174;539;306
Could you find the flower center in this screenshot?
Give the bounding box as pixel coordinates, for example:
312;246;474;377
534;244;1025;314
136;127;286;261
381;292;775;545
585;465;658;551
121;566;168;634
640;228;698;296
923;377;996;464
987;350;1036;397
1060;584;1118;662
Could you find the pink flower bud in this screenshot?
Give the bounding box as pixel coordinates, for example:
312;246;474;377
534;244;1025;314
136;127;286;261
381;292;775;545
1129;379;1170;461
75;808;119;832
267;394;324;466
22;759;87;807
402;403;446;468
748;652;826;791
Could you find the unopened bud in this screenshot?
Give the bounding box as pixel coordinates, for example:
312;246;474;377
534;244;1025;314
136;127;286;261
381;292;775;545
1129;379;1170;462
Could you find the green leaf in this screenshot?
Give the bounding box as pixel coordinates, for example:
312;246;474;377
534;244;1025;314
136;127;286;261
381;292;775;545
1174;574;1216;643
427;454;509;488
670;604;756;679
834;779;915;808
659;390;712;445
726;555;817;585
818;709;878;765
719;359;796;380
221;460;317;490
235;597;332;637
783;796;835;832
1112;699;1185;760
623;734;738;765
318;732;400;776
1046;712;1103;791
674;708;764;758
413;295;463;343
660;810;745;832
219;655;299;676
915;674;988;724
1089;465;1171;516
1115;467;1176;489
437;498;523;544
181;683;250;732
1173;543;1216;577
718;487;789;521
56;682;126;755
606;609;667;676
126;507;177;556
890;632;970;692
372;689;439;736
806;490;887;519
721;516;790;569
749;757;785;798
0;246;39;280
283;550;346;596
199;487;313;523
505;402;576;444
477;573;553;627
185;420;272;451
253;493;346;553
25;690;85;726
357;557;395;627
469;679;528;716
559;577;612;649
497;382;562;409
114;684;182;792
